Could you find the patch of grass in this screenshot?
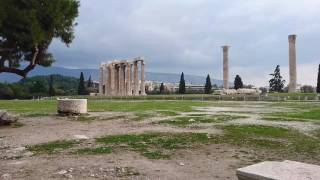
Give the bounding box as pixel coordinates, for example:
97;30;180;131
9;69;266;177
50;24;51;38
23;112;50;117
75;116;97;123
27;140;79;154
142;151;170;159
100;115;128;121
74;147;112;155
216;125;320;158
263;109;320;121
261;116;308;122
157;115;247;127
12;122;24;128
157;111;179;116
96;133;210;159
132;112;155;121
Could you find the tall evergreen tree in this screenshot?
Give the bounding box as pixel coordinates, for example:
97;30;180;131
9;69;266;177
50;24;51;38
160;83;165;94
234;75;243;90
317;64;320;93
204;74;212;94
178;72;186;94
48;75;55;96
87;75;93;87
269;65;285;92
78;72;87;95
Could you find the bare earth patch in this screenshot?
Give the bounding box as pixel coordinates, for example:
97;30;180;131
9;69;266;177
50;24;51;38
1;101;320;179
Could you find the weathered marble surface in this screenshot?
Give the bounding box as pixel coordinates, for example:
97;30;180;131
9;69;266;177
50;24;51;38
237;160;320;180
57;99;87;115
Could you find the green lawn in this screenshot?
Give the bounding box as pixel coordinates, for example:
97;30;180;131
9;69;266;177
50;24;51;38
0;100;210;115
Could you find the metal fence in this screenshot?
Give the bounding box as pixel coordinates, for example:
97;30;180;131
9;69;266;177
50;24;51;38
41;94;320;102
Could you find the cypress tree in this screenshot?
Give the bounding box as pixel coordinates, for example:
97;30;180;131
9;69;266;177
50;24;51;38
269;65;285;92
78;72;88;95
178;72;186;94
160;83;165;94
204;74;212;94
87;75;93;87
48;75;55;97
317;64;320;93
234;75;243;90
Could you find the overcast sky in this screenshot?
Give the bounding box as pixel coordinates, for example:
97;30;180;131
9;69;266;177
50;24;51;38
49;0;320;87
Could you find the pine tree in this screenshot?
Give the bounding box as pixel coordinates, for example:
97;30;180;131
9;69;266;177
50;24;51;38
48;75;55;97
78;72;88;95
269;65;285;92
317;64;320;93
160;83;165;94
204;74;212;94
178;72;186;94
234;75;243;90
87;75;93;87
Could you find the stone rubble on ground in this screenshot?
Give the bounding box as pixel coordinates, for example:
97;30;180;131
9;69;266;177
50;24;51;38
0;111;18;126
73;135;89;140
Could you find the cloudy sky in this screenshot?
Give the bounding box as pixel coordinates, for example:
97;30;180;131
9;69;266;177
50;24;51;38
49;0;320;87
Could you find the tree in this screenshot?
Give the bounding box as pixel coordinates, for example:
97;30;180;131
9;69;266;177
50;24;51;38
160;83;165;94
317;64;320;93
269;65;285;92
178;72;186;94
48;75;55;96
30;80;47;96
78;72;88;95
234;75;243;90
0;0;80;78
87;75;93;87
204;74;212;94
300;85;315;93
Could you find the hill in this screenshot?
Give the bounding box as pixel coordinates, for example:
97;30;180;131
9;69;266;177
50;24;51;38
0;66;224;86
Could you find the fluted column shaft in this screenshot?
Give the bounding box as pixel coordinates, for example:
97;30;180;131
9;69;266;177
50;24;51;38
140;61;146;95
133;61;139;95
222;46;230;89
99;66;103;95
126;63;132;96
288;35;297;93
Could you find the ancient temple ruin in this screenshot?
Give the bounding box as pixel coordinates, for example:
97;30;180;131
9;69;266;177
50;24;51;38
99;57;146;96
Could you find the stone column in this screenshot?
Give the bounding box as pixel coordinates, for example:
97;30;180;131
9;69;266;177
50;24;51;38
99;65;103;95
103;65;108;95
125;63;132;96
222;46;230;89
109;64;115;96
107;65;111;96
133;61;139;95
288;35;297;93
119;64;125;96
140;61;146;95
115;64;120;96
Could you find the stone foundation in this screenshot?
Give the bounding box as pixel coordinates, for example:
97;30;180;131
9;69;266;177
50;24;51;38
57;99;87;115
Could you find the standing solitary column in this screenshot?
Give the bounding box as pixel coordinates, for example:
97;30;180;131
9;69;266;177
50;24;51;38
133;61;139;95
288;35;297;93
140;60;146;95
222;46;230;89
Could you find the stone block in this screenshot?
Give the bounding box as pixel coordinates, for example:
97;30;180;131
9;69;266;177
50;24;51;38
236;160;320;180
57;99;87;115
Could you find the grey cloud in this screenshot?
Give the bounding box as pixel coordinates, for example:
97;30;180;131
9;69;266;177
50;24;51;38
49;0;320;86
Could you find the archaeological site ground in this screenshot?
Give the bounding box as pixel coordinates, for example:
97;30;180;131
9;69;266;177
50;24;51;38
0;98;320;179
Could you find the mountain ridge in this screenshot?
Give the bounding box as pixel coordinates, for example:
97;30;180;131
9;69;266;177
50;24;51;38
0;66;224;85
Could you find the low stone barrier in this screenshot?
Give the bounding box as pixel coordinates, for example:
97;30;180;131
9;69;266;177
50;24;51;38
236;160;320;180
57;99;87;115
